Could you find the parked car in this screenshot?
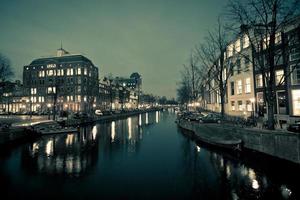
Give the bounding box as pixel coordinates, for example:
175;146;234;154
287;122;300;133
198;113;221;123
95;109;103;116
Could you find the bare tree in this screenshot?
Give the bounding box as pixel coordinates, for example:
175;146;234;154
227;0;300;129
0;53;14;82
195;18;233;118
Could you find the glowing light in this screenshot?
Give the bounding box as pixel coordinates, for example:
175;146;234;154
92;125;97;140
280;185;292;199
128;117;132;140
66;134;74;146
32;142;39;155
111;121;115;142
226;165;231;178
139;114;142;126
156;111;159;123
250;98;255;103
45;139;53;156
196;145;201;152
145;113;149;124
252;180;259;189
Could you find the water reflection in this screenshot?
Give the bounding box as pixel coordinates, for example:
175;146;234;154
21;127;99;177
179;132;297;200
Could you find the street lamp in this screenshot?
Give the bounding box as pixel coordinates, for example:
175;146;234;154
250;98;255;119
47;103;52;120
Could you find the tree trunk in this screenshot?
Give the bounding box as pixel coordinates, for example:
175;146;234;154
267;102;275;130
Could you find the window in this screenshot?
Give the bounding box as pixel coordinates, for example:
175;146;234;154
243;34;250;48
76;95;81;102
57;69;64;76
277;91;287;114
47;70;54;76
235;39;241;53
245;78;251;93
230;82;235;95
275;70;284;85
236;59;241;74
38;96;44;103
238;101;243;111
275;32;281;44
67;68;73;76
84;68;88;75
84;96;87;102
237;80;242;94
47;87;56;94
227;44;234;57
244;55;250;71
246;100;252;111
291;65;300;85
38;71;45;77
292;89;300;116
290;47;300;61
31;88;37;95
77;67;81;75
30;96;37;103
231;101;235;111
256;74;263;88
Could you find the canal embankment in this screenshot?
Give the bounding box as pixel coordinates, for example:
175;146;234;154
0;108;162;147
178;119;300;164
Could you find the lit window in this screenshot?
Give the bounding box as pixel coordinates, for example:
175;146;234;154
292;89;300;116
245;78;251;93
77;95;81;102
275;32;281;44
246;100;252;111
238;101;243;111
275;70;284;85
67;68;73;76
235;39;241;53
38;96;44;102
256;74;263;88
31;88;37;95
47;87;56;94
237;80;242;94
231;101;235;111
77;67;81;75
84;68;88;75
38;71;45;77
47;70;53;76
84;96;87;102
227;43;234;57
243;34;250;48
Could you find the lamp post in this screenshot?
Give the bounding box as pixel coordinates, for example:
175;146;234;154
250;98;255;120
47;103;51;120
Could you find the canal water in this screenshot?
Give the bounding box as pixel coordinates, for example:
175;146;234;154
0;110;298;199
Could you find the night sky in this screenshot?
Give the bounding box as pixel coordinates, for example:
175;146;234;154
0;0;228;98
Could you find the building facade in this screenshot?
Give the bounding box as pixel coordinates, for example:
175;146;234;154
23;48;99;116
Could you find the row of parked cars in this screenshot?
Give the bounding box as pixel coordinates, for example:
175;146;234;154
178;112;222;123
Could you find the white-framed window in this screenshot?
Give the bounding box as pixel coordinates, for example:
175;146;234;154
243;34;250;48
246;100;252;111
275;32;282;44
235;38;241;53
292;89;300;116
290;47;300;61
275;70;284;85
67;68;73;76
237;80;242;95
256;74;263;88
231;101;235;111
238;100;243;111
47;87;56;94
245;78;251;94
31;88;37;95
291;64;300;85
227;43;234;57
38;96;44;103
47;70;54;76
38;71;45;77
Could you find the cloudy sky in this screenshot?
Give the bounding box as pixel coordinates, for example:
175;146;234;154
0;0;228;98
